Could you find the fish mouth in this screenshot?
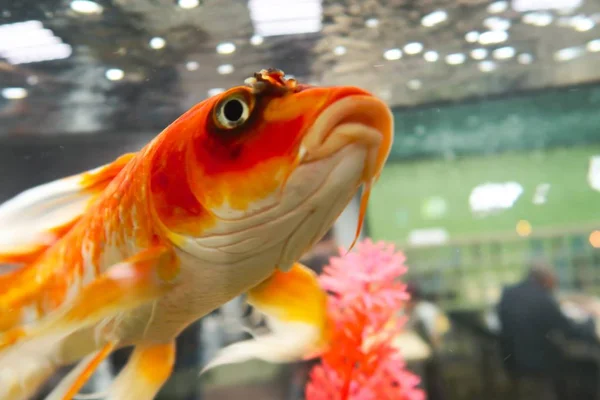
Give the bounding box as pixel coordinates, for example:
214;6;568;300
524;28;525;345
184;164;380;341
299;93;394;183
289;92;393;251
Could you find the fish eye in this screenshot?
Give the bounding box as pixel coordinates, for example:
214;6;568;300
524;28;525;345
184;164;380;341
215;94;251;129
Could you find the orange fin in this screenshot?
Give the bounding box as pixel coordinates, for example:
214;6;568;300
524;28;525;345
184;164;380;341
201;262;329;373
44;341;116;400
0;153;136;266
105;341;176;400
0;245;179;352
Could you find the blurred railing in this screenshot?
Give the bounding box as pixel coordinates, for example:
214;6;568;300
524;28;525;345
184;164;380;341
403;227;600;310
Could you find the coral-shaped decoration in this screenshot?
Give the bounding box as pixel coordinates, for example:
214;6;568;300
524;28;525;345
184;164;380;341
306;239;426;400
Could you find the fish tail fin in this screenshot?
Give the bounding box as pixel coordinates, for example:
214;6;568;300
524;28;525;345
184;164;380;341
44;341;116;400
0;242;178;399
105;342;176;400
201;262;329;373
0;245;178;352
0;153;136;267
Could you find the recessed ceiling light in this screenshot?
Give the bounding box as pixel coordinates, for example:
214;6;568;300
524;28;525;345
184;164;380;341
465;31;479;43
149;37;166;50
0;22;73;64
512;0;582;12
333;45;347;56
517;53;534;64
1;87;28;99
424;50;439;62
421;10;448;27
470;48;488;60
1;43;72;65
487;1;508;13
554;46;583;61
571;16;595;31
404;42;423;55
186;61;199;71
208;88;225;97
478;30;509;45
178;0;199;9
248;0;322;37
493;46;516;60
216;42;236;55
523;12;553;26
250;34;263;46
587;39;600;52
483;17;511;31
70;0;103;14
407;79;422;90
478;60;497;72
378;89;392;101
383;48;402;60
26;75;39;85
445;53;466;65
217;64;234;74
105;68;124;81
365;18;379;28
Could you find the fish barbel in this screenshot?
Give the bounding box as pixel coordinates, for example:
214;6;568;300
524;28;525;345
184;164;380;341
0;69;393;400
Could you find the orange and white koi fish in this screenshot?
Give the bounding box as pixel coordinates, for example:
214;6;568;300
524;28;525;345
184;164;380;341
0;69;393;400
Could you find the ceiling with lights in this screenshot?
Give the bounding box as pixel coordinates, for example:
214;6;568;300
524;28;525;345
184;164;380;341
0;0;599;136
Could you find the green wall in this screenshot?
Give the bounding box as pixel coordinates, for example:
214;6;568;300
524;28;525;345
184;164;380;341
389;84;600;160
368;146;600;245
371;83;600;309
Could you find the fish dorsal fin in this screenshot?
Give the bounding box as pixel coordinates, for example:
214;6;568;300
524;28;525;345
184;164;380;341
0;153;136;266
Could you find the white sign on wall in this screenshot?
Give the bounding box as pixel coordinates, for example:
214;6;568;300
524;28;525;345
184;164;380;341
469;181;524;216
588;156;600;192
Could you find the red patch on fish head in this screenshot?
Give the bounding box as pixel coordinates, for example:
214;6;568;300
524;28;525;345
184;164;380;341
185;76;353;213
148;70;382;237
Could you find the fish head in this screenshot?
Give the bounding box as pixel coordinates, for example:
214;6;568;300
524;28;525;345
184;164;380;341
150;69;393;275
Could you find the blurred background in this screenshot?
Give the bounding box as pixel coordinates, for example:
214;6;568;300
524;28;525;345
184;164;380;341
1;0;600;399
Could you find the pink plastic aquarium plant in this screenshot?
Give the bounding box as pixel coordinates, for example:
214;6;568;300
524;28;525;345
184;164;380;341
305;239;425;400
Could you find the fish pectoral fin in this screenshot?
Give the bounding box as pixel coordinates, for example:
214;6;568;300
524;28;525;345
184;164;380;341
0;245;179;351
0;153;136;266
44;341;117;400
106;341;176;400
201;262;330;373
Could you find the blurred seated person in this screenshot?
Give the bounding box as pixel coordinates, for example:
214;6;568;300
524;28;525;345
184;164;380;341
405;282;450;400
405;282;451;349
498;260;598;400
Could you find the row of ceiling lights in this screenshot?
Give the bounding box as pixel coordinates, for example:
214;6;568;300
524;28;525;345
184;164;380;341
338;2;599;72
69;0;201;14
106;37;262;80
69;0;322;37
376;37;600;64
3;0;599;97
3;0;262;98
12;38;600;98
103;39;248;82
56;0;600;72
